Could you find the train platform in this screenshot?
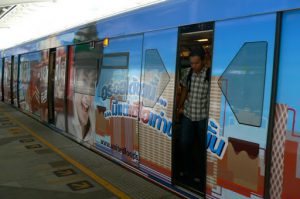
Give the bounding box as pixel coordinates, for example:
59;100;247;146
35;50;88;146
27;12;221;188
0;102;181;199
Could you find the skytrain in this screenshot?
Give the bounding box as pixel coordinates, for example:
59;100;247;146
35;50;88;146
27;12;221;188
1;0;300;198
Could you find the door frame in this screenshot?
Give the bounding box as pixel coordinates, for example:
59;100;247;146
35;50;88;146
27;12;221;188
1;58;3;102
171;22;215;197
48;48;56;124
264;11;283;199
10;56;14;105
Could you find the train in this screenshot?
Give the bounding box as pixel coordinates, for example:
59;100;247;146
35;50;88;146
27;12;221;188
1;0;300;198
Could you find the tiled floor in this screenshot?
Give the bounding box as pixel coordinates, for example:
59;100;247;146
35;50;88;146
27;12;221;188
0;102;181;199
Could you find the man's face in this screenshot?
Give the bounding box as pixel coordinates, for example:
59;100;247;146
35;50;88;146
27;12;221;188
190;56;203;73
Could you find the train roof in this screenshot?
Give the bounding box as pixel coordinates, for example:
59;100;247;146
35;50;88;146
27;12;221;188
2;0;300;57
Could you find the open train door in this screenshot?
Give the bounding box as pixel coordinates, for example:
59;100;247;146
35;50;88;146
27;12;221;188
0;58;3;101
48;49;56;124
205;14;278;199
173;23;214;196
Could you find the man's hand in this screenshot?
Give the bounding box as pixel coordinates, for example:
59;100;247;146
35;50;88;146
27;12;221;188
175;106;184;122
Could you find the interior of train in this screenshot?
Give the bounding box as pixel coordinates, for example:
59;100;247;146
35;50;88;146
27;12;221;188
48;49;56;124
173;22;214;194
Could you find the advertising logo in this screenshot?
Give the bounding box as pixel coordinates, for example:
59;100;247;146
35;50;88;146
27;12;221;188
207;118;228;159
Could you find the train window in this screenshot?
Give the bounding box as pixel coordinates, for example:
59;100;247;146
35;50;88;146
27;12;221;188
74;43;100;95
102;53;128;68
143;49;170;108
218;42;267;127
97;53;129;103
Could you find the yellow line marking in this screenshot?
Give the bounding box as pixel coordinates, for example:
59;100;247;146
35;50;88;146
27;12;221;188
1;108;131;199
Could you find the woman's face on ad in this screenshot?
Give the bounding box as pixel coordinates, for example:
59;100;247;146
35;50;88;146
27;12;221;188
74;68;96;135
75;93;91;133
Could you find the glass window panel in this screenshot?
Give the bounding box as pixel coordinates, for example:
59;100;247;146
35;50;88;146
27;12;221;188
74;43;100;95
218;42;267;127
102;54;128;68
143;49;170;108
97;53;129;106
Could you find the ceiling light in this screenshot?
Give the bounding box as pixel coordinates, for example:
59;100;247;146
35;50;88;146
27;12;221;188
197;39;208;42
182;30;213;36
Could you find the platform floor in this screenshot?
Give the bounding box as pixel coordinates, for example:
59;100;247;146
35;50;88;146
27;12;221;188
0;103;181;199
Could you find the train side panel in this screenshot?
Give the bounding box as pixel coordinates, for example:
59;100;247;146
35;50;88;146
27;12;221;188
272;10;300;199
207;13;277;199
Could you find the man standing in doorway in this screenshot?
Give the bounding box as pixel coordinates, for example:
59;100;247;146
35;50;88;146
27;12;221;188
177;47;210;192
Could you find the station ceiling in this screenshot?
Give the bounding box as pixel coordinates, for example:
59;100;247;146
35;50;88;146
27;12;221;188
0;0;165;49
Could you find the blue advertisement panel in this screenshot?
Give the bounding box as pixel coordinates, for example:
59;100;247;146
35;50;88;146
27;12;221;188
94;35;143;167
138;28;177;181
206;14;276;198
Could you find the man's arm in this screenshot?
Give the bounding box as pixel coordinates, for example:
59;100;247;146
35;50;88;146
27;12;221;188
178;86;188;111
176;68;189;119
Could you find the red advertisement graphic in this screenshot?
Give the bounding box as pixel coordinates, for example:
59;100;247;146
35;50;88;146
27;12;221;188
54;46;68;130
19;50;49;121
3;58;11;103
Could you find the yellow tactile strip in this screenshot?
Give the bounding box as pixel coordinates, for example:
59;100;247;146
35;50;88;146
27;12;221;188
0;107;131;199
